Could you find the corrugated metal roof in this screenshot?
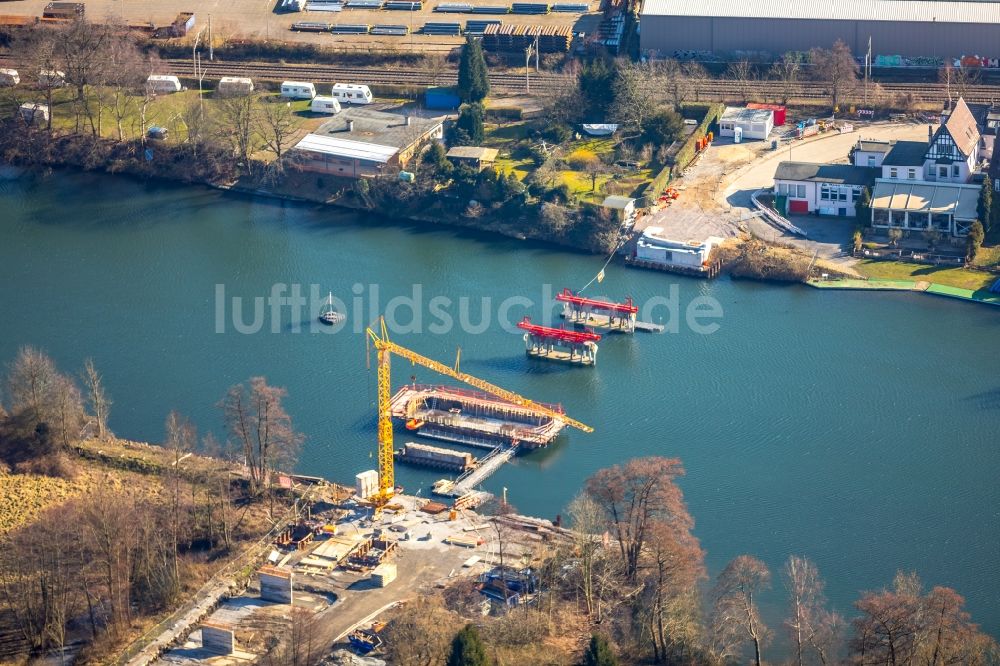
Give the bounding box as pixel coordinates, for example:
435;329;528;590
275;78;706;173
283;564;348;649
640;0;1000;24
293;134;399;162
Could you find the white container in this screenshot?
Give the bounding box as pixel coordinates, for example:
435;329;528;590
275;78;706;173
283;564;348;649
217;76;254;97
18;103;49;124
310;95;341;114
281;81;316;99
38;69;65;87
0;69;20;86
355;469;379;499
330;83;373;105
146;75;181;94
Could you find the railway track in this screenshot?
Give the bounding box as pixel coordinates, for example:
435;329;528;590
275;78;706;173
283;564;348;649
3;52;1000;101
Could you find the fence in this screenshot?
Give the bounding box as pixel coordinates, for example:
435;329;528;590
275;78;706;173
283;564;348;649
857;247;965;266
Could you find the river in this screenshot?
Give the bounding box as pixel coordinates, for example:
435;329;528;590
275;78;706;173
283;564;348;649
2;168;999;642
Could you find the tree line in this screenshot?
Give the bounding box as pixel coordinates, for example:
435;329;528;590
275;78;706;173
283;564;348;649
0;346;303;660
384;456;997;666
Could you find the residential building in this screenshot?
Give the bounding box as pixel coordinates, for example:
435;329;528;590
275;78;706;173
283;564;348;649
774;162;877;216
445;146;499;171
852;139;893;168
290;108;443;178
869;98;986;236
718;107;774;141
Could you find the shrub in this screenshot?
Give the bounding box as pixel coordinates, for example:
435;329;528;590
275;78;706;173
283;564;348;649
567;149;599;171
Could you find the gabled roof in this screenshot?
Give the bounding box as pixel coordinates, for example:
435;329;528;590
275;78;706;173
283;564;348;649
933;98;980;158
446;146;499;161
293;134;399;163
883;141;929;167
774;161;877;186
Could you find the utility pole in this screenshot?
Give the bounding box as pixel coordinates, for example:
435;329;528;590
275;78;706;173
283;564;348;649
864;36;871;107
208;14;214;60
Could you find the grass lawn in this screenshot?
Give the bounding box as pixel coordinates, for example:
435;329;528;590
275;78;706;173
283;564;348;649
855;259;997;291
0;87;320;148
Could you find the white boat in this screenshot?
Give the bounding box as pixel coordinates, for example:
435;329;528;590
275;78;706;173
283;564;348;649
319;292;345;325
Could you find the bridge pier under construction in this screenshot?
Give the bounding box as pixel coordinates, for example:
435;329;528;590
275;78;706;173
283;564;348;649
517;316;600;366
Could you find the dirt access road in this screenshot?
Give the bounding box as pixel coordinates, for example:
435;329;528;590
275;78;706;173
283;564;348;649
637;121;935;263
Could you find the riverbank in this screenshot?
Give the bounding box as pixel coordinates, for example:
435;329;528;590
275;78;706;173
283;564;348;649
807;276;1000;306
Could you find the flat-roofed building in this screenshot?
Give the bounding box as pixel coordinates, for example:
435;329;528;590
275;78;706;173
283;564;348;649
639;0;1000;60
446;146;499;170
290;108;443;178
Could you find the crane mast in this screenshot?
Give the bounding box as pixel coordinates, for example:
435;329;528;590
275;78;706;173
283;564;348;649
366;318;592;506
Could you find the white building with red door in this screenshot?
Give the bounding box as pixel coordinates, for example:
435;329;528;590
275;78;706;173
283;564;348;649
773;162;878;217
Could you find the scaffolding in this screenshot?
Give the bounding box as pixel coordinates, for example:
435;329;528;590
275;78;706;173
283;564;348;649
517;316;600;366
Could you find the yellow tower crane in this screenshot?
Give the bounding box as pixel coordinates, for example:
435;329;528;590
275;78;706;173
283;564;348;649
366;317;592;507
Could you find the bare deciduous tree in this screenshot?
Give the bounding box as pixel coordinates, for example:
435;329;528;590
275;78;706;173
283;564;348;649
726;59;757;103
217;94;262;176
257;99;301;166
784;555;843;665
221;377;303;496
712;555;771;666
810;40;860;112
584;456;691;583
610;62;661;138
769;52;802;105
643;518;706;663
382;595;456;665
81;358;110;439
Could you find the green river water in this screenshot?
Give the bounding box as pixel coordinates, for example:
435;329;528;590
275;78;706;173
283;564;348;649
1;167;998;642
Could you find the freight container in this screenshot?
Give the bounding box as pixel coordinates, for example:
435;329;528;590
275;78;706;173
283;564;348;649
18;103;49;124
281;81;316;99
216;77;254;97
310;95;341;114
146;75;182;94
0;69;19;86
425;86;460;110
330;83;372;104
747;103;786;126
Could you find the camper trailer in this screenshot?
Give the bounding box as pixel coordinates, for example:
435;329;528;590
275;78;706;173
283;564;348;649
310;95;341;114
18;103;49;124
216;77;254;97
281;81;316;99
146;75;182;94
38;70;65;87
0;69;20;86
330;83;373;105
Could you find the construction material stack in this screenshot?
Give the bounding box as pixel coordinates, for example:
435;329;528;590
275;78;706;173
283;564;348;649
355;470;379;499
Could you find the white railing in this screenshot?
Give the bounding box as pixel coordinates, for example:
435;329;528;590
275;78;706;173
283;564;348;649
752;189;808;237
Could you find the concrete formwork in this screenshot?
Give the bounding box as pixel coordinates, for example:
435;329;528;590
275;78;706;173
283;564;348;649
201;622;235;655
259;566;294;604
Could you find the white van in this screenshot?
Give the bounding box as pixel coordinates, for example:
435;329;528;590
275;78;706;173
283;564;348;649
216;76;254;97
310;95;342;114
281;81;316;99
0;69;20;86
146;75;182;94
330;83;372;105
38;69;65;87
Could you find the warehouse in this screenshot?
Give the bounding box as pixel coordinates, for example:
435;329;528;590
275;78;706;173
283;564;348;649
639;0;1000;60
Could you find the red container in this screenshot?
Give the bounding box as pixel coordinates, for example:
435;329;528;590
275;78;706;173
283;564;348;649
747;103;786;126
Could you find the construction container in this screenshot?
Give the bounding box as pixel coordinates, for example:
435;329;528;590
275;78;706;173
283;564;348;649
42;2;83;19
281;81;317;99
747;103;786;126
355;469;379;499
146;75;182;94
18;103;48;124
310;95;341;114
425;86;461;110
216;77;254;97
0;69;18;86
371;563;397;587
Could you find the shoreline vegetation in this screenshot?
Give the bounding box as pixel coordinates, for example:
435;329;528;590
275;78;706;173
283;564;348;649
1;346;998;665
